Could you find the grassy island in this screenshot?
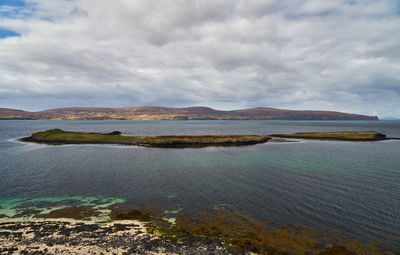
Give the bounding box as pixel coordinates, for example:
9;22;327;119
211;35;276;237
21;129;271;147
270;131;387;141
21;130;390;147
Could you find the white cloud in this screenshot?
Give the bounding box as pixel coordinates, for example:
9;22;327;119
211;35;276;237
0;0;399;116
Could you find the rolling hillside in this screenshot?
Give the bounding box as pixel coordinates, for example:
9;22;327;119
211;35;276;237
0;106;378;120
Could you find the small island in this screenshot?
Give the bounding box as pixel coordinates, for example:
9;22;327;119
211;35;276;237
21;129;271;148
20;129;391;147
270;131;387;141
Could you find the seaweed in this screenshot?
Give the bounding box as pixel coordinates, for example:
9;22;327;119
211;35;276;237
127;206;388;255
35;206;100;220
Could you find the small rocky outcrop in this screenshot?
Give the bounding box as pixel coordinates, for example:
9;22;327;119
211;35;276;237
106;131;122;135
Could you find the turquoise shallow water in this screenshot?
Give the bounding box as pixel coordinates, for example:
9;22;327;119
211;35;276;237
0;120;399;251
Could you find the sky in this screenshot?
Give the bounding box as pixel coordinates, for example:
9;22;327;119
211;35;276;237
0;0;399;117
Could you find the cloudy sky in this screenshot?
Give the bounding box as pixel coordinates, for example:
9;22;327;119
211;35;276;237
0;0;399;117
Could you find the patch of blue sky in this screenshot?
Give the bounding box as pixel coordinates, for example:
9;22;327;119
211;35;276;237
0;0;36;19
0;28;20;38
345;0;358;6
396;0;400;14
0;0;26;7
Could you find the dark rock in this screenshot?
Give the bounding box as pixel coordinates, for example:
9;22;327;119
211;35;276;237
106;131;122;135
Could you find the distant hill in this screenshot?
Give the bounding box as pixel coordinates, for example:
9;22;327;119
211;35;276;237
0;108;37;120
0;106;378;120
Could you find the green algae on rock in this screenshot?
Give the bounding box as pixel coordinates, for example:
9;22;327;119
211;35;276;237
107;206;387;255
20;129;271;148
0;201;390;255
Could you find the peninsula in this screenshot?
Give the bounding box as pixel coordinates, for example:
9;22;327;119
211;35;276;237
21;129;388;147
0;106;378;120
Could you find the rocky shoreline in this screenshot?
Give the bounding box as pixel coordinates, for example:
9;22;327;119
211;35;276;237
0;220;230;255
0;220;368;255
0;204;390;255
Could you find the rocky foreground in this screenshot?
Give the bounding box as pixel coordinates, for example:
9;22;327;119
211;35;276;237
0;220;229;255
0;220;364;255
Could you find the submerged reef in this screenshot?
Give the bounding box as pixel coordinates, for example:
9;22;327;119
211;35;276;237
34;206;100;220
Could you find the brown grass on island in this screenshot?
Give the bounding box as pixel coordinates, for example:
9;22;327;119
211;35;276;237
20;129;271;148
270;131;387;141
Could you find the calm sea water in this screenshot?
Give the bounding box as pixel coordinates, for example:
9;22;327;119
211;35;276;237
0;120;399;251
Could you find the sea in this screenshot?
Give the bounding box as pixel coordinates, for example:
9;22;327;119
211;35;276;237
0;120;399;252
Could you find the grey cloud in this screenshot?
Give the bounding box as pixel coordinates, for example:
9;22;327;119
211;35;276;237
0;0;399;117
